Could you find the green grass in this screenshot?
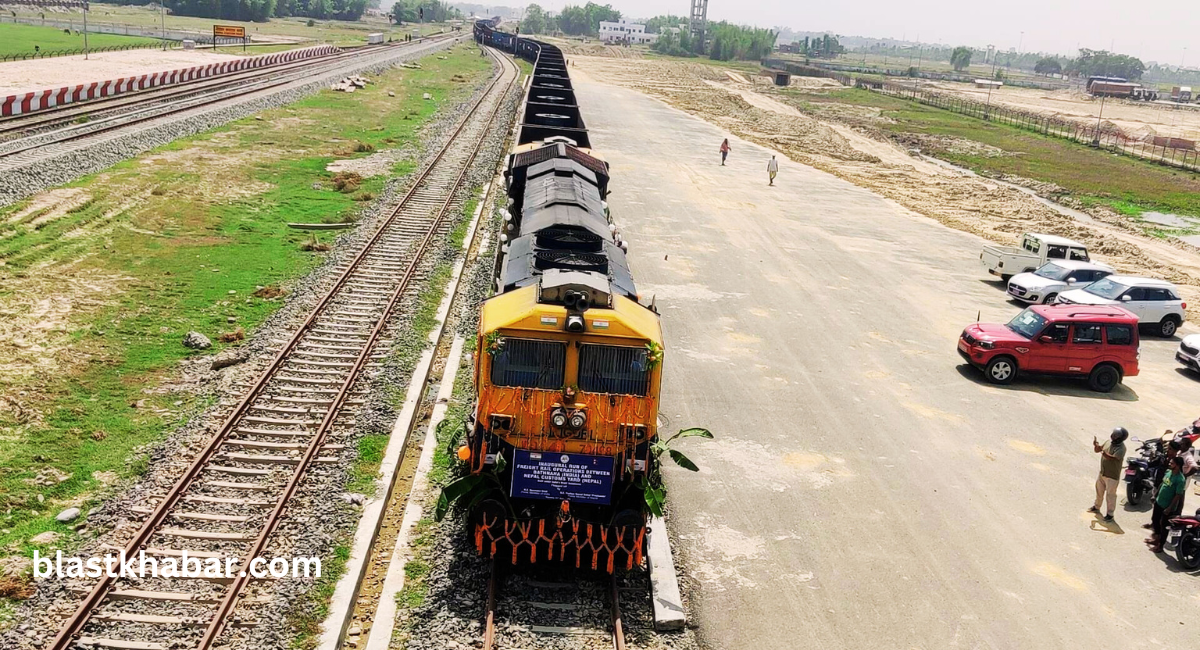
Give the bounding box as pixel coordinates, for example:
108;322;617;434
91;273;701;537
7;3;454;44
0;23;157;57
784;86;1200;217
0;43;492;578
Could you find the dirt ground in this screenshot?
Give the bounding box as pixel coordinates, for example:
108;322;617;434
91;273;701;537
570;56;1200;320
921;80;1200;143
0;48;248;96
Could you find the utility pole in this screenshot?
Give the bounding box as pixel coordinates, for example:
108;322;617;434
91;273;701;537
160;0;166;50
1093;94;1106;146
985;45;997;119
83;0;89;60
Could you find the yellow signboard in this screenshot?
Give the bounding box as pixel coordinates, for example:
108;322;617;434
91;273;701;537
213;25;246;39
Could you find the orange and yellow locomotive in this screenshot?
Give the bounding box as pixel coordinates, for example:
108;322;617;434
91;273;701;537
460;30;663;572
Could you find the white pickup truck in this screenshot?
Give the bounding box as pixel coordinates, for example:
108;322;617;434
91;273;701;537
980;233;1090;281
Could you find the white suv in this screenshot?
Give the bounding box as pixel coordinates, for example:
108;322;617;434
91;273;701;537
1055;275;1186;337
1007;260;1115;304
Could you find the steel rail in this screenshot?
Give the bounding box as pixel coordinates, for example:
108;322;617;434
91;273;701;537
481;565;627;650
197;48;519;649
0;34;458;135
610;574;627;650
47;46;517;650
0;43;391;137
0;34;463;162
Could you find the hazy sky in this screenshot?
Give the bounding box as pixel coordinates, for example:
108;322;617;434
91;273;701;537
531;0;1194;64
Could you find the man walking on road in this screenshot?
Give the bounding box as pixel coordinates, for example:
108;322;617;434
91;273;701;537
1089;427;1128;522
767;155;779;185
720;139;731;166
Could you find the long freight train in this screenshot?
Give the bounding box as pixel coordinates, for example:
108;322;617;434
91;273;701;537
462;21;663;572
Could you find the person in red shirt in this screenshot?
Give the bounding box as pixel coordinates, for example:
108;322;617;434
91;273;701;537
720;138;731;166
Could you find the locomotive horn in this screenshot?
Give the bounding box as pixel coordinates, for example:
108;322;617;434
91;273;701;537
575;294;591;311
563;291;579;309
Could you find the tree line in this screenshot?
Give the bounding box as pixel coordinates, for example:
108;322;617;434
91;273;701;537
848;41;1148;81
107;0;374;23
519;2;620;36
650;20;776;62
390;0;459;23
112;0;470;24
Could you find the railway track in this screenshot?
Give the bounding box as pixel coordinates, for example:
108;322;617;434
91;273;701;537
44;46;518;650
0;34;460;167
484;562;629;650
0;43;407;142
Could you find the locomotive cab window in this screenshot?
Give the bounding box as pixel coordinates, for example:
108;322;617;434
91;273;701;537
491;339;566;389
578;344;650;396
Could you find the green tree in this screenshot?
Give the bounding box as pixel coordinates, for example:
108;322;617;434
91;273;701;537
554;2;618;36
643;14;687;34
705;22;776;61
167;0;277;22
950;45;972;71
388;0;457;23
1066;49;1145;80
650;28;695;57
1034;56;1062;76
521;3;548;34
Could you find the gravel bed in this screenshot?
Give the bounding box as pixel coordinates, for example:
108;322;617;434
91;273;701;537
1;53;513;650
0;37;463;208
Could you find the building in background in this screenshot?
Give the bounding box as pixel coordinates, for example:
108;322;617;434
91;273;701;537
598;19;656;45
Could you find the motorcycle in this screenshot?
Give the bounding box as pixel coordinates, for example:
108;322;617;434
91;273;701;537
1167;508;1200;570
1124;438;1164;506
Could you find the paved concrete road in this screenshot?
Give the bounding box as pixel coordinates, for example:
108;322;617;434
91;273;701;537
573;77;1200;649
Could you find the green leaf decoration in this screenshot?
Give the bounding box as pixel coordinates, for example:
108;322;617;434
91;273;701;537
435;474;485;522
666;427;713;444
668;449;700;472
643;484;665;518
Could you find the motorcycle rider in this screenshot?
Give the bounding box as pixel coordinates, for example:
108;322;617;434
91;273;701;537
1090;427;1129;522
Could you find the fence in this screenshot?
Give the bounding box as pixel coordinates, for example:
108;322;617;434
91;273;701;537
872;81;1200;173
0;41;166;62
768;55;1073;91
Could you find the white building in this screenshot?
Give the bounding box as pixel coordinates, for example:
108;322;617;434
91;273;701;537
598;19;656;45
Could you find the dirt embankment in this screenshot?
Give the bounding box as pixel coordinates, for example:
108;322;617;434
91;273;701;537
571;56;1200;317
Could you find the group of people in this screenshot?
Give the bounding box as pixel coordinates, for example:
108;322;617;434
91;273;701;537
719;138;780;186
1091;424;1197;554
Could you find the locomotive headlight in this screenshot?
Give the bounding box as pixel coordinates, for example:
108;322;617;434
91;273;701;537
568;410;587;430
551;408;568;428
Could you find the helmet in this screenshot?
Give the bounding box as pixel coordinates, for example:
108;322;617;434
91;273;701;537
1111;427;1129;442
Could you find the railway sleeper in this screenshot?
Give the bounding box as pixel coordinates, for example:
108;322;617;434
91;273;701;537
217;452;339;465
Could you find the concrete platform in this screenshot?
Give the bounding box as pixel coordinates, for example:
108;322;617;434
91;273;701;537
574;73;1200;650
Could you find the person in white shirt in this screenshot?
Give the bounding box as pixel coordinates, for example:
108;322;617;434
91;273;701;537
767;155;779;186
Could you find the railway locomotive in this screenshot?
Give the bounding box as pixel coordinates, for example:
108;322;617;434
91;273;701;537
461;22;663;572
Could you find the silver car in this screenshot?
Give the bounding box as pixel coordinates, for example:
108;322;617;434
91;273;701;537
1006;260;1115;304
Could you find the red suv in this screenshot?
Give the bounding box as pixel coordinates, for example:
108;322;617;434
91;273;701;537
958;304;1140;392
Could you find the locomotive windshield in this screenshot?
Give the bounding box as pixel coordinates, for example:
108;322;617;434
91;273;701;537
490;339;566;389
578;344;650;396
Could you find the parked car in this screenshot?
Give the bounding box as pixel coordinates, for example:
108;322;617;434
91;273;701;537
980;233;1090;281
1055;275;1186;337
1177;334;1200;372
1007;260;1115;304
957;304;1140;392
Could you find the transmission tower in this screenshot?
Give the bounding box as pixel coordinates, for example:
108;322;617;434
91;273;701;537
689;0;708;43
